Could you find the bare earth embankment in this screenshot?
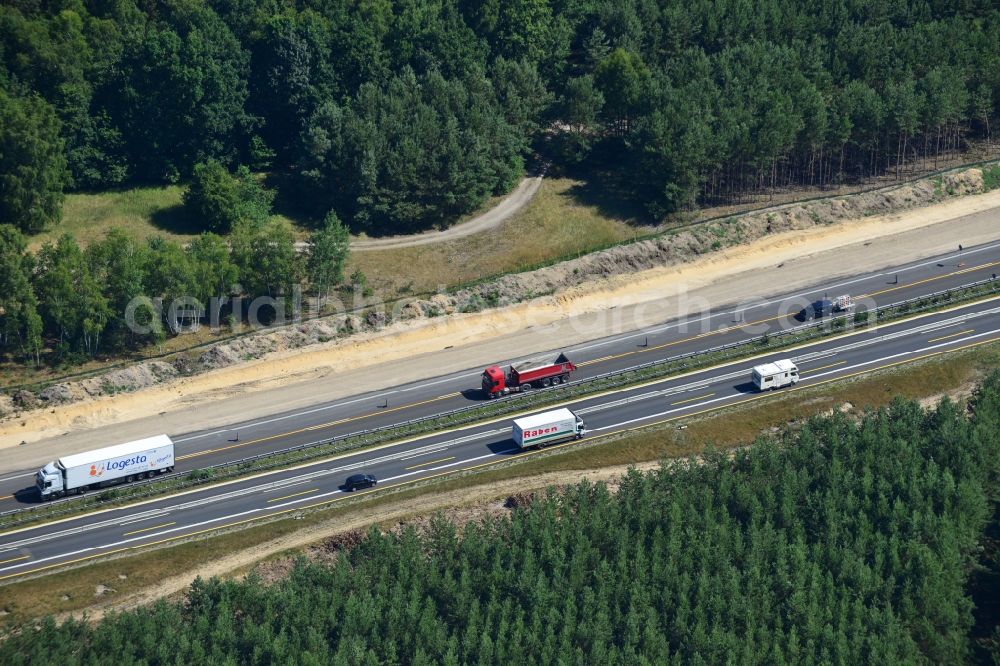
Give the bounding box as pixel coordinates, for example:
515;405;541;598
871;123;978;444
1;166;999;468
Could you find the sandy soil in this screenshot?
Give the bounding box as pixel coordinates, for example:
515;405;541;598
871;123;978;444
57;462;657;624
2;186;1000;469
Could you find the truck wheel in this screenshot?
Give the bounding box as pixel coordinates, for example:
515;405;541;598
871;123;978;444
521;383;531;391
542;378;551;387
126;475;134;483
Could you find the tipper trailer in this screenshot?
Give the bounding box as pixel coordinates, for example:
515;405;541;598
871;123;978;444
512;408;586;449
36;434;175;500
482;353;577;398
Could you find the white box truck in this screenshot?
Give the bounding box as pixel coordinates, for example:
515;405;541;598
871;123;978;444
752;359;799;391
36;434;175;500
512;408;585;450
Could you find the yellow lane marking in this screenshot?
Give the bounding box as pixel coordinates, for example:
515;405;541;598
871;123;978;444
172;264;1000;462
267;488;317;503
578;313;790;367
0;555;28;565
177;392;462;461
6;332;1000;583
3;295;997;552
581;259;1000;370
927;329;975;344
799;360;846;375
122;521;176;537
404;456;455;471
858;260;1000;299
671;392;715;406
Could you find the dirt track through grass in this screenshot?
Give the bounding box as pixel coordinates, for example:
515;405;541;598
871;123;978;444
347;177;646;295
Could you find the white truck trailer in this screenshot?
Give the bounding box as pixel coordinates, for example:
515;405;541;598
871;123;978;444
36;434;175;500
752;359;800;391
512;408;585;450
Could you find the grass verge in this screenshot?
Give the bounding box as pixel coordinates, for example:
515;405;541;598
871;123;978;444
346;177;647;296
29;185;192;250
1;338;996;626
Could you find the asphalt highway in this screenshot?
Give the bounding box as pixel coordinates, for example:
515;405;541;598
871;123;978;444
1;292;999;581
1;241;999;508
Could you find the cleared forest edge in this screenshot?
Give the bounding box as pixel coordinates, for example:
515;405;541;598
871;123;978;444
0;165;999;456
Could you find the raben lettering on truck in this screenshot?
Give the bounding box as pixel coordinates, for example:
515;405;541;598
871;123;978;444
525;427;560;439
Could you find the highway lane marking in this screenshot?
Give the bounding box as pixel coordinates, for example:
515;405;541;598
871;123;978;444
0;554;28;565
169;255;1000;456
858;260;1000;299
404;456;455;470
0;434;503;551
566;240;1000;357
578;312;792;367
119;512;170;527
6;329;1000;582
4;295;998;548
0;472;34;483
177;392;463;461
122;521;176;537
173;393;403;443
799;360;846;375
263;479;310;492
166;243;1000;453
0;495;12;501
267;488;317;503
927;329;975;344
580;260;1000;369
671;393;715;406
400;446;449;461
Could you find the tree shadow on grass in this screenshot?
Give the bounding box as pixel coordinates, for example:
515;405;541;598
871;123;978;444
149;203;206;237
563;177;653;227
266;171;325;231
553;151;657;228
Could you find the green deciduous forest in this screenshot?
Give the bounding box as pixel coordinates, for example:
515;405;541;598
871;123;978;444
2;0;1000;364
1;0;999;233
3;373;998;665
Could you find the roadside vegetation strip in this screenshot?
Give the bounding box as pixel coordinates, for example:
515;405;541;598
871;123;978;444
1;338;994;619
446;157;1000;294
1;276;998;533
9;158;999;398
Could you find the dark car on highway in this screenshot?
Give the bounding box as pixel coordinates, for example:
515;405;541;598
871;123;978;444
344;473;377;491
795;298;833;322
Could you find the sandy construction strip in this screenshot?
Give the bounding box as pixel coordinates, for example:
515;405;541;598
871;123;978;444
2;189;1000;468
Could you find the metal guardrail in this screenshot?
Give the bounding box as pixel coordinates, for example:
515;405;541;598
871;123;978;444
2;275;997;529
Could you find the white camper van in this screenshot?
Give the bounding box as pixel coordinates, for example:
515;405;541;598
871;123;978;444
752;359;799;391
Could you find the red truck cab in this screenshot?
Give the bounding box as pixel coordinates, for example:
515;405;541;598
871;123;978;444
482;353;576;397
482;366;507;395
